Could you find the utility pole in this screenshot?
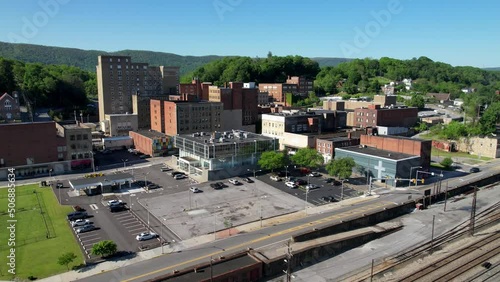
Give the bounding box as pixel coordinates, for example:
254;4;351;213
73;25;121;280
431;215;436;251
284;240;293;282
470;186;477;236
443;180;449;212
210;255;213;282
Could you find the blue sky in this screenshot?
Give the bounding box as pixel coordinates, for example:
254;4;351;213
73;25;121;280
0;0;499;67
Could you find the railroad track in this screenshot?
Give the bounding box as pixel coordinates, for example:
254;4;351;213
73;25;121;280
339;200;500;281
398;232;500;281
467;262;500;281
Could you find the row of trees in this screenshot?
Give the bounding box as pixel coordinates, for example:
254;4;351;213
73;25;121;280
0;56;96;109
181;55;320;86
258;148;356;180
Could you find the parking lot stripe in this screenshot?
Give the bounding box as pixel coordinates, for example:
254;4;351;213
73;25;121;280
118;217;137;222
132;231;148;236
113;213;132;218
125;225;144;231
78;234;101;240
118;218;137;224
89;204;99;210
82;238;101;245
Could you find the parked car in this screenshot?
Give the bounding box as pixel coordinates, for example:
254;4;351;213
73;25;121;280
320;196;337;203
76;224;95;234
107;200;123;206
294;179;307;186
241;177;253;183
470;167;480;173
73;205;86;212
332;180;342;186
285;181;298;189
67;211;88;221
174;174;187;180
110;205;127;213
136;232;158;241
171;171;185;177
306;184;320;191
270;175;281;181
210;182;224;189
190;187;201;193
71;219;91;227
147;183;160;190
308;172;321;177
324;178;334;183
228;179;240;185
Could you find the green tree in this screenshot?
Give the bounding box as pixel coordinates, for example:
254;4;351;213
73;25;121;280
414;122;428;133
290;148;324;169
479;102;500;135
91;240;117;258
326;157;356;179
441;121;468;140
258;151;287;171
440;157;453;169
405;94;425;109
57;252;77;270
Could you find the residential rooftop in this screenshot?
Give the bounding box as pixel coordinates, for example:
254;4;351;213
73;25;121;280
133;129;167;139
336;145;418;161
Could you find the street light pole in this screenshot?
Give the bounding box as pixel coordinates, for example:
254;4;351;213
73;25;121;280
409;166;422;188
122;159;128;168
341;179;349;200
305;189;309;215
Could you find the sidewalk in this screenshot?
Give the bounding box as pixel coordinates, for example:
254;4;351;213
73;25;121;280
36;195;379;282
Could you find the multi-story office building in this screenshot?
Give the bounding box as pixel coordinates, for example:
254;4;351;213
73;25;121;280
96;55;179;121
258;83;298;105
102;113;138;137
55;121;93;161
316;136;360;162
172;130;279;181
150;100;223;136
353;104;418;128
286;76;314;95
208;82;259;130
132;93;169;129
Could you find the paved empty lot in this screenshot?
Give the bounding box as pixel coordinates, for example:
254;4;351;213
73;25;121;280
139;178;308;240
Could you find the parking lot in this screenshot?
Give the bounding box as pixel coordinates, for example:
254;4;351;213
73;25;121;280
56;162;361;256
258;170;359;205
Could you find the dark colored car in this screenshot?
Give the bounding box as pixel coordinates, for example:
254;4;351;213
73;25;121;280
332;180;342;186
241;177;253;183
469;167;480;173
321;196;337;203
210;182;224;190
147;183;160;190
324;178;334;183
67;211;88;221
294;179;307;186
110;205;127;213
171;171;185;177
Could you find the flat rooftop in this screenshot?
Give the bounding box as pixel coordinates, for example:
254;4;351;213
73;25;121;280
264;112;321;117
177;130;276;144
336;146;418;161
69;173;134;190
133;129;167;139
164;254;259;282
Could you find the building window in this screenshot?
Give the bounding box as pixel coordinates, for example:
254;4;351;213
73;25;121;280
4;100;12;108
77;134;82;140
70;135;75;141
83;134;88;140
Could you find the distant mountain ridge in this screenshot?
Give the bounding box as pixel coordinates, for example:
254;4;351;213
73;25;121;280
0;41;351;74
483;67;500;71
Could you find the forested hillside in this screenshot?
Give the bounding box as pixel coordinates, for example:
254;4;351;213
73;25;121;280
0;42;350;75
0;42;223;74
314;57;500;97
0;56;95;110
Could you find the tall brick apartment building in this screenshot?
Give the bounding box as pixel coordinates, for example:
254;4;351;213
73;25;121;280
150;100;223;136
96;55;179;121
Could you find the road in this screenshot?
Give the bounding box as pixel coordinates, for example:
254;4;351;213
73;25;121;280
77;158;500;282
